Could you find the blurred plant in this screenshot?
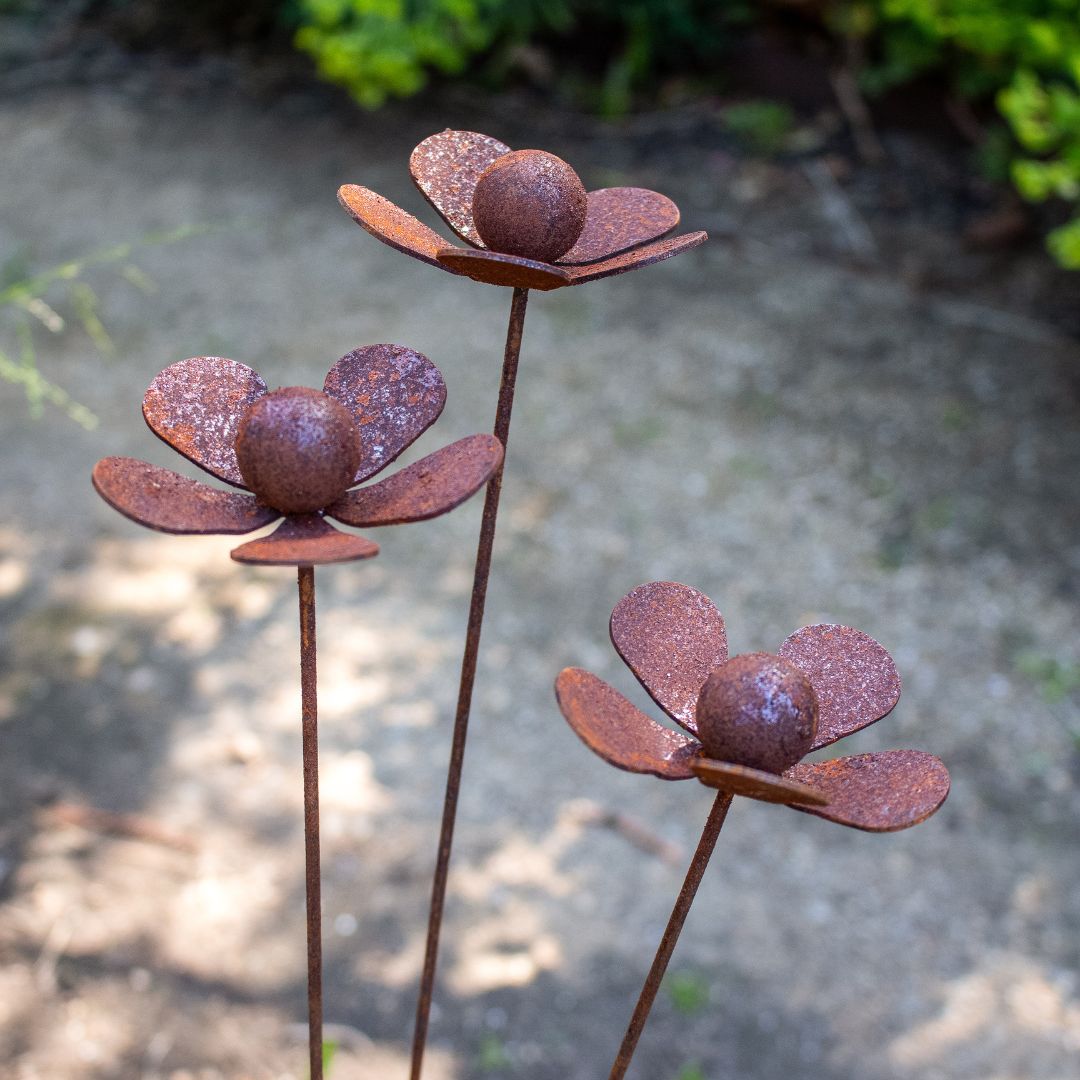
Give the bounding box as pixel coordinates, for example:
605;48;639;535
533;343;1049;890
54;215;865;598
1015;650;1080;705
721;99;796;155
675;1065;707;1080
665;969;711;1015
0;225;209;429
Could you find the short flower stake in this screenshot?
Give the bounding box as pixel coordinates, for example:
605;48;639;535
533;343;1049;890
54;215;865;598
340;129;707;1077
555;581;951;1080
92;346;502;1080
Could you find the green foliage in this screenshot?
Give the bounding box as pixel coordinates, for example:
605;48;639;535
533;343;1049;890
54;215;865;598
675;1065;707;1080
721;100;796;155
665;969;710;1015
476;1033;512;1071
1015;651;1080;704
321;1039;339;1073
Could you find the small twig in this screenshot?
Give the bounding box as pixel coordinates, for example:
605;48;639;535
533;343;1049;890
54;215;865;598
567;799;685;867
830;63;885;165
38;802;197;853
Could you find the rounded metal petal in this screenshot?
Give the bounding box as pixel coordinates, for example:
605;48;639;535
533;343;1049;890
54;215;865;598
558;188;680;265
230;514;379;566
143;356;267;487
322;344;447;484
691;757;830;806
778;624;901;750
327;434;503;528
435;247;571;291
409;129;512;246
566;230;708;285
92;457;277;535
555;668;699;781
784;751;950;831
337;184;459;272
609;581;728;734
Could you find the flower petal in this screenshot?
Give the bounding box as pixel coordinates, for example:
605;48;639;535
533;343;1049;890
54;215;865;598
322;344;447;484
92;457;277;535
410;129;511;246
230;514;378;566
691;758;829;806
566;230;707;285
784;751;950;831
609;581;728;734
435;247;571;290
143;356;267;487
327;434;502;527
778;624;901;750
555;668;699;780
558;188;680;265
337;184;459;272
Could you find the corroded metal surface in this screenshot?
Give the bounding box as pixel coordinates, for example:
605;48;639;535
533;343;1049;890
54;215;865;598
786;751;950;831
337;184;458;271
560;187;680;265
472;150;587;262
435;247;572;290
143;356;267;486
328;434;503;527
235;388;362;514
230;514;379;566
609;581;728;733
323;344;447;483
779;623;901;750
410;128;511;245
92;457;276;534
556;668;699;781
566;230;709;285
695;653;818;772
691;757;829;806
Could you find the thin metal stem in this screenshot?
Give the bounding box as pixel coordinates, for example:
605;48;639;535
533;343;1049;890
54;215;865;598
608;791;734;1080
409;286;530;1080
298;565;323;1080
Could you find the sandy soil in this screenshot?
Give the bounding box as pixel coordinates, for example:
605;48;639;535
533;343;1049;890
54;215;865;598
1;72;1078;1080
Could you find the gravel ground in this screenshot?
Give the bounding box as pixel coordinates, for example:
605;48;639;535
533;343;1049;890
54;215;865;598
1;76;1078;1080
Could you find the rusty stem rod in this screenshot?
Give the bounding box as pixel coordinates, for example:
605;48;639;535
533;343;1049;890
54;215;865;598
608;791;734;1080
410;286;530;1080
298;565;323;1080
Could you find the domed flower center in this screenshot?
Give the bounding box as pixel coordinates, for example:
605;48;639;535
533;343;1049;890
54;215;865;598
235;387;362;515
472;149;588;263
695;653;818;774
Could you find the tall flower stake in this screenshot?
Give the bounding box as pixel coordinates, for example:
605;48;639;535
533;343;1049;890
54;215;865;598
339;128;707;1078
555;581;950;1079
92;345;502;1080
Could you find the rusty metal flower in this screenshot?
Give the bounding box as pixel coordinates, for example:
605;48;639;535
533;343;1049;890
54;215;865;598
92;345;503;566
556;581;950;831
338;128;708;291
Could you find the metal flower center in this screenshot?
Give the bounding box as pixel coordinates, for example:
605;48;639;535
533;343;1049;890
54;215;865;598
695;653;818;774
471;149;588;263
235;387;362;515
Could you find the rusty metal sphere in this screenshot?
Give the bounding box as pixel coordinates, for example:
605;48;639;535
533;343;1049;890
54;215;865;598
235;388;362;514
695;653;818;774
472;149;588;263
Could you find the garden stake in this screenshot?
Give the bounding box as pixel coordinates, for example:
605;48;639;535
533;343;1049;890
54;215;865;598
92;346;503;1079
555;580;951;1075
338;129;707;1078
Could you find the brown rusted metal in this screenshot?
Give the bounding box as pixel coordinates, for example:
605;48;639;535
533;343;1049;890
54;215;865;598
778;623;902;750
92;456;276;534
695;653;818;772
235;388;362;515
691;757;830;805
409;287;528;1080
560;187;680;265
608;791;734;1080
564;230;708;284
143;355;267;486
610;580;728;733
231;514;380;566
298;565;323;1080
338;185;457;271
786;750;951;831
328;434;503;527
472;150;587;262
410;128;511;245
434;247;572;291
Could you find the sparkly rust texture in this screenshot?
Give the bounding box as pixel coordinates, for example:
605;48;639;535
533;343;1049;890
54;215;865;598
231;515;378;566
235;388;362;515
472;150;588;263
560;187;680;265
695;653;818;774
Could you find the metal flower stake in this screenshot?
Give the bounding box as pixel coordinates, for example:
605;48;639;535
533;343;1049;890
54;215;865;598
555;581;951;1080
339;129;707;1077
91;345;503;1080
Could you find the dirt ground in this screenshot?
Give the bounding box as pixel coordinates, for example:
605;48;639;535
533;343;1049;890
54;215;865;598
1;59;1079;1080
